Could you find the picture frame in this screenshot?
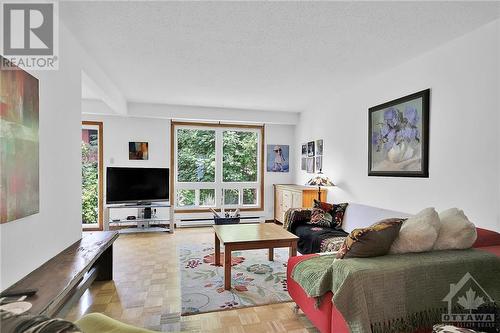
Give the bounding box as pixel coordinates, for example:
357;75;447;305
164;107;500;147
301;157;307;171
266;144;289;172
307;141;315;157
315;139;323;156
306;157;314;173
368;89;430;177
315;156;322;171
0;56;39;224
301;144;307;156
129;142;149;160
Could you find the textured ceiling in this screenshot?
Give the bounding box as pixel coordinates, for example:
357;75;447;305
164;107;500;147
61;1;500;112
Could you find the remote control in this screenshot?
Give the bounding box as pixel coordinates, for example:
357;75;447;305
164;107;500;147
0;288;38;298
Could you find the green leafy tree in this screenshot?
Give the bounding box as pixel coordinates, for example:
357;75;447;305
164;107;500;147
177;129;216;182
82;142;98;224
223;131;257;182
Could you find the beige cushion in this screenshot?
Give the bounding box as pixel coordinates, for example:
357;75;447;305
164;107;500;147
433;208;477;250
390;207;440;254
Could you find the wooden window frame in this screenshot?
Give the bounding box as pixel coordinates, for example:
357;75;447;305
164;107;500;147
170;121;265;213
82;121;104;231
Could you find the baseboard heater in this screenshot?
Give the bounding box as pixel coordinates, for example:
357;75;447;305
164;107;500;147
178;216;262;227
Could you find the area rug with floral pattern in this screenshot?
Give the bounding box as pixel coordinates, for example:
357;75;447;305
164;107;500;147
179;242;292;315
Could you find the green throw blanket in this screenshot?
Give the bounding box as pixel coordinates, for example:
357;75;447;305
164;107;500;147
292;249;500;333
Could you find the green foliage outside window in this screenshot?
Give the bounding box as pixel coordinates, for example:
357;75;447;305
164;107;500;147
243;188;257;205
177;189;195;206
224;189;240;205
82;141;98;224
200;189;216;206
177;129;215;182
223;131;258;182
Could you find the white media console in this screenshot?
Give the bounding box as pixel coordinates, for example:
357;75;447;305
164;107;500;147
103;203;174;234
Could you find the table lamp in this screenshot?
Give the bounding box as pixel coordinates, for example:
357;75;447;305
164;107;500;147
306;169;335;201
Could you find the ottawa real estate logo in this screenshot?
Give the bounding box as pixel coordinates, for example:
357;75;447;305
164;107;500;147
442;272;498;330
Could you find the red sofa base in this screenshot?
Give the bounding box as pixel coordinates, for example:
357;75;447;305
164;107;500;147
287;243;500;333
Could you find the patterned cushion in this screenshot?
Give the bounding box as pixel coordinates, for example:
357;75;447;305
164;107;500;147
309;208;334;228
312;200;348;229
320;236;346;253
336;218;405;259
283;208;312;232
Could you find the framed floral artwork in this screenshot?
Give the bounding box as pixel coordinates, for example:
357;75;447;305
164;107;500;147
368;89;430;177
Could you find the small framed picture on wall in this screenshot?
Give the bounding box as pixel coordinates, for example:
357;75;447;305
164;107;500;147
307;141;315;157
316;139;323;156
315;156;322;171
301;157;307;170
129;142;149;160
306;157;314;173
301;144;307;156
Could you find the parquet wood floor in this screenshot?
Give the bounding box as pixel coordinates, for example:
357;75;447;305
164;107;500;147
65;227;318;332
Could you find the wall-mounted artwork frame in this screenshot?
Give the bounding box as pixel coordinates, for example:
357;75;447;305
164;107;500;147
316;139;323;156
266;144;289;172
301;144;307;156
368;89;430;177
129;142;149;160
306;157;314;173
301;157;306;171
315;156;322;171
307;141;315;157
1;56;40;223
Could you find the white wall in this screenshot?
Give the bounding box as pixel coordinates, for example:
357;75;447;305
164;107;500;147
295;20;500;231
82;109;295;221
1;24;83;290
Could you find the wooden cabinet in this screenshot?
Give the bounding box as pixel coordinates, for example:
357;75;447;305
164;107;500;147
273;184;327;223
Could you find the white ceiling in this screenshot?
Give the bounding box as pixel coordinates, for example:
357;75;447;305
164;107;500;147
61;1;500;112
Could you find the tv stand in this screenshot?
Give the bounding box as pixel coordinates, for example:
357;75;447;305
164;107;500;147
104;203;174;233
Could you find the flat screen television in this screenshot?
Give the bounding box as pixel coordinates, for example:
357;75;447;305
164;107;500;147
106;167;169;204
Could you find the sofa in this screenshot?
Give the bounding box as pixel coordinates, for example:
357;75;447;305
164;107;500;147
286;203;412;254
285;203;500;333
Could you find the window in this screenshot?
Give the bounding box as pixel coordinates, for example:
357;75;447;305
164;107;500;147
81;121;103;230
172;122;264;211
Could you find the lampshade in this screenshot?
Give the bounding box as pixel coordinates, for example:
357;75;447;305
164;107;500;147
306;170;335;187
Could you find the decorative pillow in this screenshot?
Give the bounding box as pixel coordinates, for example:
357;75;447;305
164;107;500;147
308;208;334;228
283;208;311;232
433;208;477;250
320;236;346;253
390;207;440;254
313;200;349;229
336;218;405;259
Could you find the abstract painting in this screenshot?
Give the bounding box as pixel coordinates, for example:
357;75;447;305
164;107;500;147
129;142;149;160
368;89;430;177
0;57;39;223
267;144;289;172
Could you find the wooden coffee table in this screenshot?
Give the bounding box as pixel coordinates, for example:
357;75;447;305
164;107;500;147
213;223;299;290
